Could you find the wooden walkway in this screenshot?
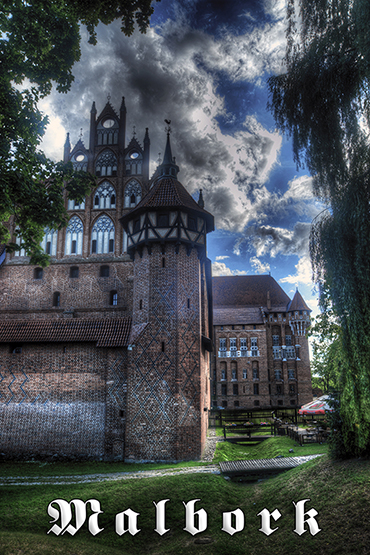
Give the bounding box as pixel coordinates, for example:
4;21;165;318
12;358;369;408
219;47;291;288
220;454;323;477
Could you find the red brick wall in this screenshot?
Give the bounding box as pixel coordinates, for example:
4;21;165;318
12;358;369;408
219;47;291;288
0;259;133;318
125;243;209;462
0;342;128;460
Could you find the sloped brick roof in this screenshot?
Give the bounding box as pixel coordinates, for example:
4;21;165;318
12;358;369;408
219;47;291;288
213;307;264;325
212;275;291;310
0;318;131;347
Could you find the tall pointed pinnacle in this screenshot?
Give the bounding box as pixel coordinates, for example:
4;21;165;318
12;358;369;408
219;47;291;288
156;120;180;179
63;132;71;162
198;189;204;209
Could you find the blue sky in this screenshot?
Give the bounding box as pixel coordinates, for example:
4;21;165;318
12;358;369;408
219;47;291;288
40;0;323;314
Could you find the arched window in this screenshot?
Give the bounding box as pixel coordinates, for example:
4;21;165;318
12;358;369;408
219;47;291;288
95;150;117;177
41;227;57;255
110;290;118;306
65;216;83;255
97;118;119;146
93;182;116;209
14;229;26;257
124;180;142;207
125;150;142;176
53;292;60;307
231;361;237;381
91;216;115;254
71;151;88;172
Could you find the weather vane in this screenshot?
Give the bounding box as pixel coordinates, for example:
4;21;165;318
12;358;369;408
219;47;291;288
133;125;136;137
157;152;162;165
107;93;111;102
164;119;171;134
79;128;83;139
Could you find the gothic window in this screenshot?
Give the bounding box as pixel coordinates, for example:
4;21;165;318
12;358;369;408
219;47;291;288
41;227;57;256
272;335;280;346
68;198;85;210
65;216;83;255
251;337;258;355
273;346;282;359
288;368;295;380
125;150;142;176
91;215;115;254
231;361;237;380
219;338;226;351
71;151;88;172
97;118;119;146
95;150;117;177
124;180;142;207
14;230;25;257
53;292;60;307
275;368;282;380
94;182;116;209
285;334;292;346
240;338;247;350
252;361;259;379
286;346;296;359
230;338;237;350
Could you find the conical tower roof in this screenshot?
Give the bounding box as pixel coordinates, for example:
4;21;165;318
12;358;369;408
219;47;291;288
287;289;311;312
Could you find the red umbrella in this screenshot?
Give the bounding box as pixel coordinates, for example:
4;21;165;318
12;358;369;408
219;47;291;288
298;395;333;415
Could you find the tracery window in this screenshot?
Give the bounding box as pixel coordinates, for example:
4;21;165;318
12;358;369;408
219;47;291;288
41;227;57;256
95;150;117;177
124;180;142;207
125;150;142;176
94;182;116;209
91;215;115;254
71;151;88;172
97;118;119;146
65;216;83;255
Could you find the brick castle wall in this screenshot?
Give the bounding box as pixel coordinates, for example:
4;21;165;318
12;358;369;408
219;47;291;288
125;244;208;462
0;342;128;460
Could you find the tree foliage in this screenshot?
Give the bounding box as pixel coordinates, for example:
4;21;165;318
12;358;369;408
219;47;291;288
0;0;159;265
268;0;370;456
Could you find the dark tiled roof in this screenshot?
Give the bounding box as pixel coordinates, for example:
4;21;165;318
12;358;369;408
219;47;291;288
0;318;131;347
212;275;291;310
121;176;214;232
287;290;311;312
213;307;264;325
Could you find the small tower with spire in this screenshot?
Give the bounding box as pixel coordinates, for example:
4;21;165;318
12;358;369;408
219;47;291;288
120;129;214;462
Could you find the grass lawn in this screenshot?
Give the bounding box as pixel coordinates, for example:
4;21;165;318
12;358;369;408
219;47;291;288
213;435;329;463
0;455;369;554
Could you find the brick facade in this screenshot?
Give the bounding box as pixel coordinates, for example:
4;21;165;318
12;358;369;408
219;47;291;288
0;100;312;462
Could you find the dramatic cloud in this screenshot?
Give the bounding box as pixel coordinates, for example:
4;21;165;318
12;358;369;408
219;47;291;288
249;256;271;274
212;262;247;276
280;256;313;287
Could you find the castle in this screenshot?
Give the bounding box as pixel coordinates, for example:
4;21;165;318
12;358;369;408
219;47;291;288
0;100;313;461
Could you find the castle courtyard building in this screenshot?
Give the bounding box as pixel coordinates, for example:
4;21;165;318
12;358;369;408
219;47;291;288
0;100;313;461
